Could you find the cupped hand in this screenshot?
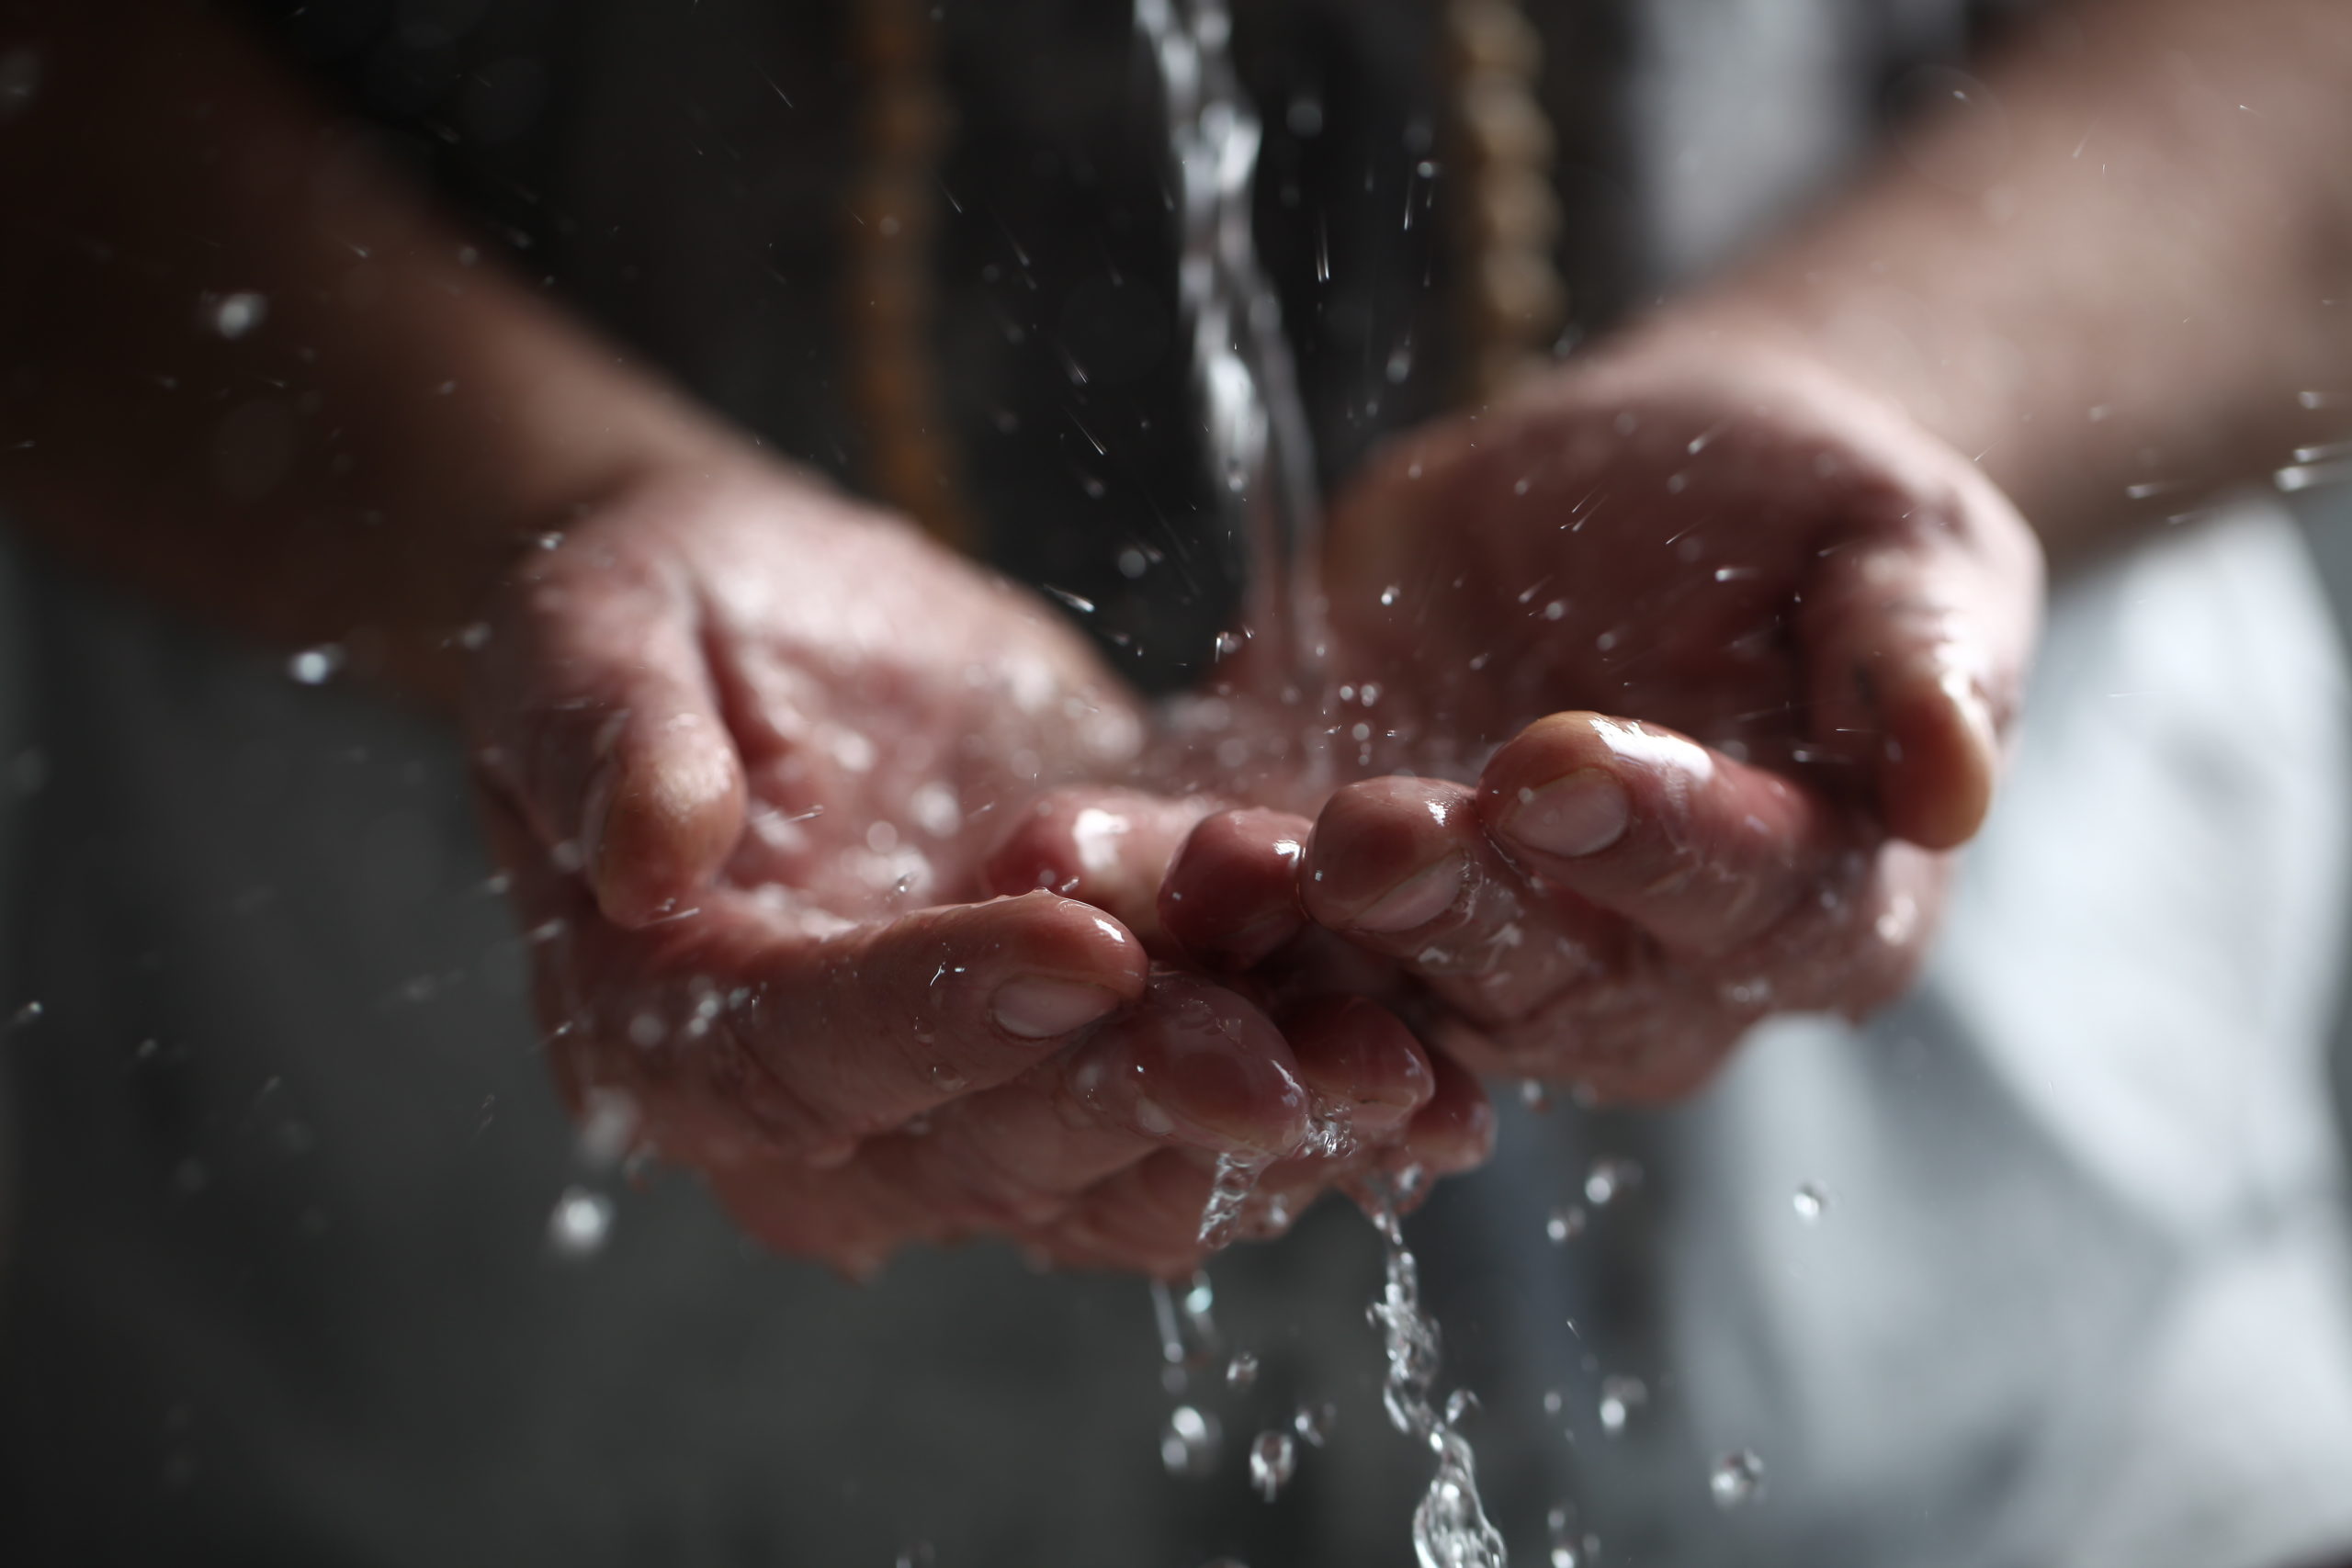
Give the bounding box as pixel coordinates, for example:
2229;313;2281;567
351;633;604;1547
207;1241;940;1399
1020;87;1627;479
465;464;1479;1276
1184;324;2044;1100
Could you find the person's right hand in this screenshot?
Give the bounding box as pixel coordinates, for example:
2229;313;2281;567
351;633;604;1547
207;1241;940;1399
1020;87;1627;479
464;463;1484;1278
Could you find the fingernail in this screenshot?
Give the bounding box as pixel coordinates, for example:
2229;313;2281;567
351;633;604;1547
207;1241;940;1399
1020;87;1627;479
993;978;1122;1039
1502;768;1629;858
1350;857;1464;932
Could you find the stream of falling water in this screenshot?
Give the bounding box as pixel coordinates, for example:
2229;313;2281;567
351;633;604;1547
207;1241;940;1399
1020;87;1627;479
1136;4;1508;1563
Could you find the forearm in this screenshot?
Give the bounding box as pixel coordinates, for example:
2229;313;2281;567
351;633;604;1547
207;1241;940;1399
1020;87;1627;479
1674;0;2352;564
0;0;742;702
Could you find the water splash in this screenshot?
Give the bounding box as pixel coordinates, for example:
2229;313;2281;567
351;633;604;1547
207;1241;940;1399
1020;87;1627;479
1365;1179;1509;1568
1198;1152;1274;1250
1136;0;1329;711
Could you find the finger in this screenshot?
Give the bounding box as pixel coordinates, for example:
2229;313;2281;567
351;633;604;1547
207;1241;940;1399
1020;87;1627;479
1801;502;2040;852
1283;995;1434;1142
469;530;747;928
1462;840;1943;1101
860;972;1312;1230
1478;711;1848;958
537;886;1149;1168
1159;807;1315;972
1035;1043;1492;1275
980;787;1216;955
1299;776;1607;1025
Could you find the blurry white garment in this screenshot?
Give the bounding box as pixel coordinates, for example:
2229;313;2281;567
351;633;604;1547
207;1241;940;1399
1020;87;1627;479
1550;501;2352;1568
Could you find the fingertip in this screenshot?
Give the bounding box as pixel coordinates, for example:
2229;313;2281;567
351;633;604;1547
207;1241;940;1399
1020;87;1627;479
987;888;1153;1004
1878;666;1999;852
1300;778;1476;934
1283;997;1433;1136
1404;1051;1497;1175
1084;974;1308;1156
587;712;747;927
1160;807;1311;969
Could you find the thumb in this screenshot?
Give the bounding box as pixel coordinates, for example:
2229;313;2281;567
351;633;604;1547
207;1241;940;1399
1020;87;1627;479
1801;516;2039;851
468;534;746;926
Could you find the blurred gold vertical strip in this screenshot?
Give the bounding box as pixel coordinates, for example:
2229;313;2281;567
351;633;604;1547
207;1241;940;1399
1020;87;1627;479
1443;0;1566;406
845;0;976;552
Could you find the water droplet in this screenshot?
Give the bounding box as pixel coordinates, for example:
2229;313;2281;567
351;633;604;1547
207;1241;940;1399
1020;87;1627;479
894;1545;936;1568
0;47;41;119
1542;1387;1563;1416
1544;1204;1587;1245
1709;1449;1766;1507
1292;1400;1335;1447
575;1088;639;1169
1379;583;1401;606
1598;1375;1646;1437
204;291;267;340
1518;1077;1552;1112
1546;1504;1582;1568
9;999;41;1030
547;1186;614;1259
1792;1182;1827;1222
1225;1352;1260;1391
1583;1157;1641;1207
287;644;345;685
1160;1404;1221;1477
1249;1428;1297;1500
1044;584;1096;614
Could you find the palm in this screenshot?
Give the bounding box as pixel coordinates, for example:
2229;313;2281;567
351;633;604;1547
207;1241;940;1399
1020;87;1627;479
659;493;1148;918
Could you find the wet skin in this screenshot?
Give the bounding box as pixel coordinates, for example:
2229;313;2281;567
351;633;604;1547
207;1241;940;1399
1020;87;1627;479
468;468;1487;1280
469;330;2039;1279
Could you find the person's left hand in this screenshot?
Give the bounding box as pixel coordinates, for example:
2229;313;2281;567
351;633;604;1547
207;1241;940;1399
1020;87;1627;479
1122;323;2043;1101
